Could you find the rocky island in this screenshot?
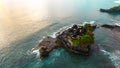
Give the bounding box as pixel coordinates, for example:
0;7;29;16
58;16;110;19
33;23;97;58
100;5;120;13
32;23;120;58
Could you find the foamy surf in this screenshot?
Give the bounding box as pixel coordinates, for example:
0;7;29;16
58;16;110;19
50;21;96;38
50;26;71;38
101;49;120;68
115;23;120;26
82;21;96;26
31;48;40;57
114;0;120;4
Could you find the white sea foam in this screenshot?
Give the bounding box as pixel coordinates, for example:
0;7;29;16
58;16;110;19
115;23;120;26
31;49;40;57
50;31;58;38
38;39;43;43
50;26;71;38
101;49;120;68
50;21;96;38
90;21;96;24
82;21;96;26
114;0;120;4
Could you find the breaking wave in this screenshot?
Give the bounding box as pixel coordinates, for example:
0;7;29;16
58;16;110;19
115;23;120;26
31;48;40;57
114;0;120;4
101;49;120;68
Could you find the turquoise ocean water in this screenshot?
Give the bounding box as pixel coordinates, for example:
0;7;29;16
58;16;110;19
0;0;120;68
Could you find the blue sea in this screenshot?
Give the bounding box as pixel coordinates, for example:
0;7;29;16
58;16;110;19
0;0;120;68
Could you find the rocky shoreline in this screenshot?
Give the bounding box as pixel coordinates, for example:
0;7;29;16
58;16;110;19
101;24;120;32
32;23;120;58
100;5;120;13
32;23;98;58
32;36;62;58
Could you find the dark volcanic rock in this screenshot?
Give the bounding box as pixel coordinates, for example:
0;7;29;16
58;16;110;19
101;24;120;32
100;5;120;13
56;27;91;56
100;9;120;13
33;36;61;58
32;23;120;59
33;24;96;58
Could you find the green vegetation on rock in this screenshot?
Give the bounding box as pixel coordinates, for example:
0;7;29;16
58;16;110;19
72;39;80;45
110;5;120;10
71;23;95;46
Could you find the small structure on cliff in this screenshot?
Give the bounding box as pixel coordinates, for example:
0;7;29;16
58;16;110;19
33;23;97;58
100;5;120;13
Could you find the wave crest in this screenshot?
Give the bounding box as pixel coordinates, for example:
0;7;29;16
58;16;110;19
101;49;120;68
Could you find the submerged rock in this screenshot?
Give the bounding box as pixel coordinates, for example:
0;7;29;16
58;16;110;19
101;24;120;32
100;5;120;13
101;24;120;43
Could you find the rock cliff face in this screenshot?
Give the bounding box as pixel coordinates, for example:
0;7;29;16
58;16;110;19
33;24;96;58
32;23;120;58
33;36;62;58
